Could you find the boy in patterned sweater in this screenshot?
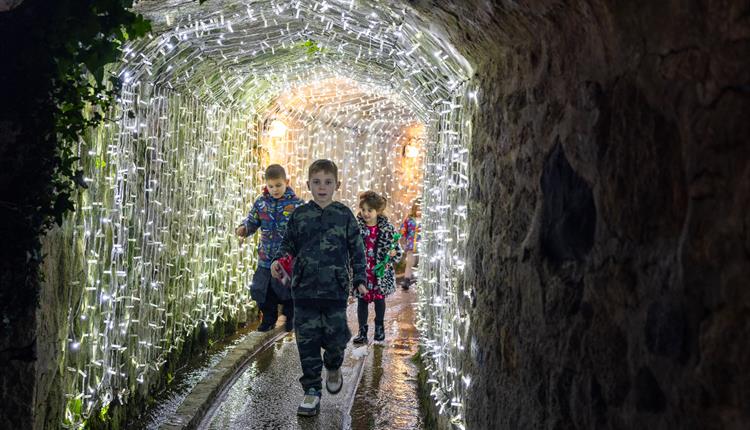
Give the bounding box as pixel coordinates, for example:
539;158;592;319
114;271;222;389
236;164;304;331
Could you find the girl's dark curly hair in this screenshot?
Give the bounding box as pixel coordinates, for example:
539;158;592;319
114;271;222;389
358;190;387;212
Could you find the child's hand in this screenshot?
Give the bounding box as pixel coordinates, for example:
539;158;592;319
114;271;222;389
270;261;282;279
235;225;247;237
357;284;368;295
389;249;397;257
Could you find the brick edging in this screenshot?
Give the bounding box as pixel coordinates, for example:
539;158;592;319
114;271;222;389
159;327;286;429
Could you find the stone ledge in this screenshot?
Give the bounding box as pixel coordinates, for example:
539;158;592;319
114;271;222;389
158;326;286;430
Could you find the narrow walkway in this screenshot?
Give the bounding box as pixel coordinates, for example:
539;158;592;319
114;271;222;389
197;287;423;429
350;287;424;429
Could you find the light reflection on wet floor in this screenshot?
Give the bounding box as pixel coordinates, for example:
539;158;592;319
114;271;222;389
349;287;424;430
199;306;362;429
135;323;261;430
203;333;320;429
143;287;424;429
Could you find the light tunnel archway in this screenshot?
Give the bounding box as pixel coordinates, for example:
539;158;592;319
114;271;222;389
41;1;477;427
259;76;426;221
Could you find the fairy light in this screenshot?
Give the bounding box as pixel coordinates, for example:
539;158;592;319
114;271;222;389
45;1;478;427
267;119;288;137
258;76;424;216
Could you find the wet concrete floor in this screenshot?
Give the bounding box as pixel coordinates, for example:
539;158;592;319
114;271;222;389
198;286;424;430
349;287;424;430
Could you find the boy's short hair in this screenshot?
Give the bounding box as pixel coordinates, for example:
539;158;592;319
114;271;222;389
265;164;287;180
308;159;338;181
359;190;387;212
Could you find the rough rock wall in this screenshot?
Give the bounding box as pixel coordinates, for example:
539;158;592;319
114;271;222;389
0;4;57;429
408;0;750;428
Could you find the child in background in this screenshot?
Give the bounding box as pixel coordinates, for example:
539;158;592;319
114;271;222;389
271;159;366;416
399;198;421;289
235;164;304;332
352;191;403;344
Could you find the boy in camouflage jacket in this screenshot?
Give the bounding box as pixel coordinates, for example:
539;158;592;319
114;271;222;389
271;159;366;416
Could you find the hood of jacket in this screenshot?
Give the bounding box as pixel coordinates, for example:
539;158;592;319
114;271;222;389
262;185;299;201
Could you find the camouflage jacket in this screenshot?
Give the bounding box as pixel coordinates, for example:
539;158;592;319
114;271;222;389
276;200;366;303
242;186;304;268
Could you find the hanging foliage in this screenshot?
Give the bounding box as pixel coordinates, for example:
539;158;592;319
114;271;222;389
0;1;150;428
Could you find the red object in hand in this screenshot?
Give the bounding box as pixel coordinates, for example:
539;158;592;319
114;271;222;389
277;255;294;288
362;288;384;303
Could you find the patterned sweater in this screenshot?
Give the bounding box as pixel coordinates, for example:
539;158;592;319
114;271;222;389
400;216;420;252
242;186;304;268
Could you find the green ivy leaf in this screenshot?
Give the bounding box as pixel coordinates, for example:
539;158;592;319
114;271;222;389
109;76;123;92
53;193;74;226
22;0;152;265
301;40;322;55
70;397;82;415
130;14;152;38
99;404;110;422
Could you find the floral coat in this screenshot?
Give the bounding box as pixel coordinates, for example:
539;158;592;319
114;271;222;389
353;214;404;298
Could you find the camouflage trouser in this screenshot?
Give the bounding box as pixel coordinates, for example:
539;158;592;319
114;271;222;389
294;303;351;392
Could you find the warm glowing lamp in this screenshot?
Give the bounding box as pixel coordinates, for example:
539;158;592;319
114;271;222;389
405;139;420;158
268;119;288;137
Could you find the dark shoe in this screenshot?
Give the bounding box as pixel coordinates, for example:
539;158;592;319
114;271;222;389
325;367;343;394
374;324;385;342
256;323;274;332
284;319;294;332
297;388;321;416
352;325;368;344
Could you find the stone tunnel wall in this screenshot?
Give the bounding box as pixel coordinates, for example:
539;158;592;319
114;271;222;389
407;0;750;428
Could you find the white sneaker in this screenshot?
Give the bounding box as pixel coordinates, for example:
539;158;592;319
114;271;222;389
297;388;321;416
326;367;343;394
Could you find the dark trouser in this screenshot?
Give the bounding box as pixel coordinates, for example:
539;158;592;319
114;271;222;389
261;286;293;326
357;298;385;328
295;303;350;392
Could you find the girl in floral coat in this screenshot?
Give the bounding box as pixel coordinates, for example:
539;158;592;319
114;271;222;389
352;191;403;343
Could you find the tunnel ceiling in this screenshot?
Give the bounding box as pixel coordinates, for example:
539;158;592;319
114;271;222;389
263;77;419;134
130;0;473;122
